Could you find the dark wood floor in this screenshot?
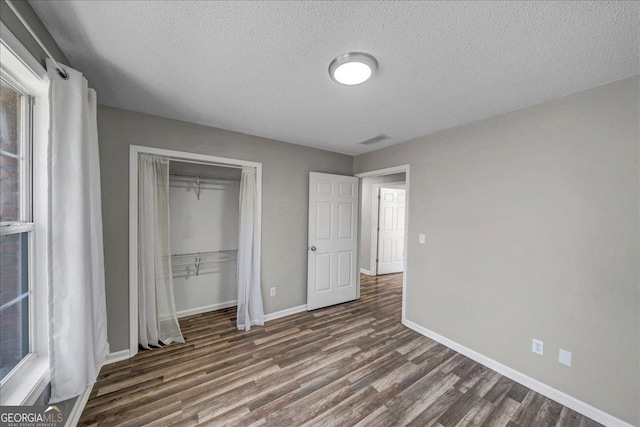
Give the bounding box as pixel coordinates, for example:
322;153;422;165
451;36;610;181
79;274;602;426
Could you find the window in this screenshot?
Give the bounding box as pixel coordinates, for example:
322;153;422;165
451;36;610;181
1;77;33;381
0;26;50;405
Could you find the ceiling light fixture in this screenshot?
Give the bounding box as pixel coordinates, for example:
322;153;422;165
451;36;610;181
329;52;378;86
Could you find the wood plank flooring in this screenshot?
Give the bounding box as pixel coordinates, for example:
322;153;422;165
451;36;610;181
79;274;602;426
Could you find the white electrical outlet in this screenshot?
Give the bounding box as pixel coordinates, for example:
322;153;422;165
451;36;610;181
559;349;572;367
270;287;276;297
532;339;544;355
419;234;426;244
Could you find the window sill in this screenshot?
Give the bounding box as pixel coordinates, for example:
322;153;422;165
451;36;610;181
0;356;49;405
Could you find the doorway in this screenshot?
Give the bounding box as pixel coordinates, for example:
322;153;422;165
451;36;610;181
375;185;406;275
355;165;410;322
358;174;406;276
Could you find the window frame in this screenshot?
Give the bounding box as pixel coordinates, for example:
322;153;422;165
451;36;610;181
0;71;33;225
1;65;36;395
0;22;50;406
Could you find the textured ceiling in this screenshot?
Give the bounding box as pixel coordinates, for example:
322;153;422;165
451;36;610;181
30;1;639;155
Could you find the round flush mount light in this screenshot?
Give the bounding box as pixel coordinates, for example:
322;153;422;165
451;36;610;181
329;52;378;86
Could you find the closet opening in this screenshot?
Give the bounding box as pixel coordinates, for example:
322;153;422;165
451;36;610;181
169;161;241;319
128;146;263;357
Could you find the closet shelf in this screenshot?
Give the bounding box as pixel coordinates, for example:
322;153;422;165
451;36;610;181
171;249;237;259
170;173;240;183
170;173;240;200
171;250;237;276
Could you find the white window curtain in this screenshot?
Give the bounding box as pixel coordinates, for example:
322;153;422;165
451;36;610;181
138;154;184;348
237;166;264;330
47;60;109;403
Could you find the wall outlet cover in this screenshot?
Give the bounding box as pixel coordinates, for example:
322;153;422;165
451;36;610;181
270;287;276;296
419;234;426;244
532;339;544;355
559;349;572;367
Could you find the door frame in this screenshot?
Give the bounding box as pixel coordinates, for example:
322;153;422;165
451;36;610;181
355;165;410;323
128;145;262;357
370;182;406;276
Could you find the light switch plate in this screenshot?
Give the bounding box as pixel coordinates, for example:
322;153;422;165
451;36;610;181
559;349;572;367
419;234;426;244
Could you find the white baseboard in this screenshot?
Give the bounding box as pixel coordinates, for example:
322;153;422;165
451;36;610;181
177;300;237;319
65;384;93;427
264;304;307;322
104;349;132;365
402;319;632;427
360;268;372;276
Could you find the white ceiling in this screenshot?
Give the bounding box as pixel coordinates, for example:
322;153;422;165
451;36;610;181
31;1;639;155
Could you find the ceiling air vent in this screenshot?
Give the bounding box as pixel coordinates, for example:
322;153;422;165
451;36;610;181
358;134;390;146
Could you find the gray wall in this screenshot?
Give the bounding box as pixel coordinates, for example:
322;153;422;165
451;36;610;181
354;76;640;425
97;105;353;352
359;173;405;272
0;0;69;68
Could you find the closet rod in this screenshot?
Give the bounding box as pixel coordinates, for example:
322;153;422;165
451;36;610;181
170;173;240;183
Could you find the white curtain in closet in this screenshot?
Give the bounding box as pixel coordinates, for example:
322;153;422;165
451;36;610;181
47;60;109;402
237;166;264;330
138;154;184;348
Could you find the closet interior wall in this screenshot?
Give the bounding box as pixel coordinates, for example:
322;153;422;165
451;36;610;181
168;161;241;317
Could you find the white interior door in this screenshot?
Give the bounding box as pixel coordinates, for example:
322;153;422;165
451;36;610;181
377;187;406;275
307;172;359;311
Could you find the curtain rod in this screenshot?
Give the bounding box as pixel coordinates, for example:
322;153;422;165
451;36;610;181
5;0;69;79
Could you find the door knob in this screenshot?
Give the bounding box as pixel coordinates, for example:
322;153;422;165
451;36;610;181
310;246;317;251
